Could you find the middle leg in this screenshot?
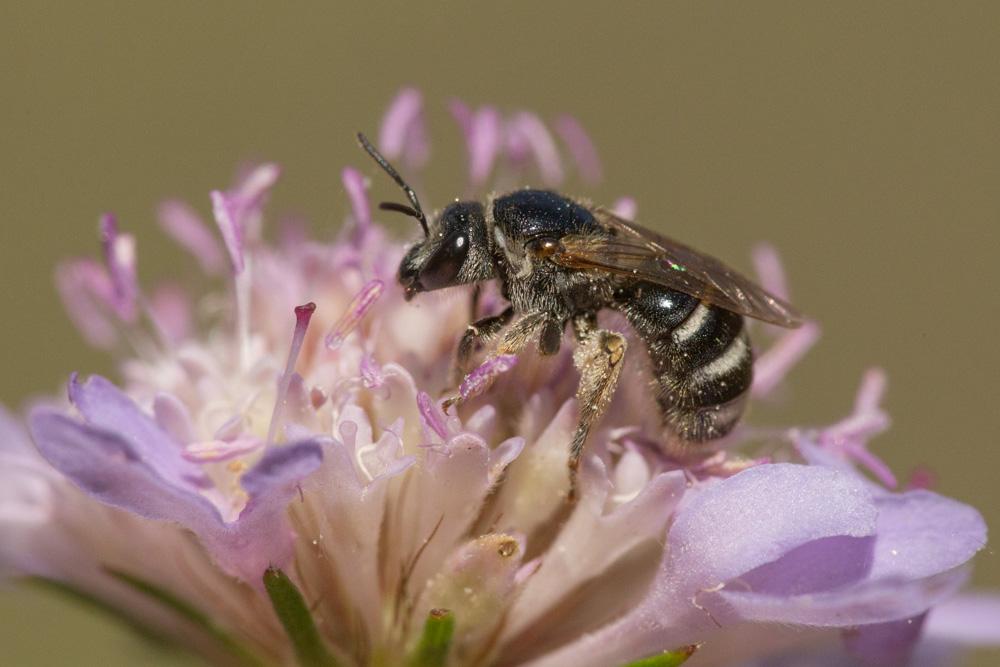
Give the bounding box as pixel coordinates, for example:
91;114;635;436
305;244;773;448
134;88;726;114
568;313;628;501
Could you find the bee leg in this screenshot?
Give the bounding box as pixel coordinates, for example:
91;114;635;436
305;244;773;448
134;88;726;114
568;315;627;502
444;312;548;413
455;305;515;376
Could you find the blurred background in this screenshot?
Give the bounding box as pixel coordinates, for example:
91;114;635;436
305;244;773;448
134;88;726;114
1;2;997;665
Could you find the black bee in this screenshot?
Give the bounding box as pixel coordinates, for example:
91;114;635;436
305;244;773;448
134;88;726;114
357;133;802;493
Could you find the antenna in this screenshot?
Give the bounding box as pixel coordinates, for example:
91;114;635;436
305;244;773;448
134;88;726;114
357;132;428;237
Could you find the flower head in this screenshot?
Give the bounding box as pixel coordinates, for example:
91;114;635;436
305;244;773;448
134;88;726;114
1;89;994;667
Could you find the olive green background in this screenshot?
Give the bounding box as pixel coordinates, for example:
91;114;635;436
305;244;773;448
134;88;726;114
1;2;997;665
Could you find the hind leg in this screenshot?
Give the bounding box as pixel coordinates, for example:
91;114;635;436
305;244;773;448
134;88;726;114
568;314;627;501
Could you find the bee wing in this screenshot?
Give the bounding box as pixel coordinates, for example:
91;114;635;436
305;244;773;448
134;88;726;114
551;207;804;327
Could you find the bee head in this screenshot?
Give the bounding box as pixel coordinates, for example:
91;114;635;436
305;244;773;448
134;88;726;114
356;132;493;301
398;201;490;300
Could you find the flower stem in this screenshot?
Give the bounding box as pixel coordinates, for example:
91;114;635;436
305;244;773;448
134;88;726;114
263;567;341;667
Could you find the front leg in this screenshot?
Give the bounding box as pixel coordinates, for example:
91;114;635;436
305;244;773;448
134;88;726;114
443;311;551;413
455;305;515;375
568;313;627;501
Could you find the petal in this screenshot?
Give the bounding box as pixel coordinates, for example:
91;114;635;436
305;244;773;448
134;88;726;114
494;399;577;535
68;374;207;489
205;439;325;583
924;593;1000;646
668;464;877;588
720;566;969;627
505;467;686;646
524;465;879;667
718;490;984;626
298;412;411;641
29;408;224;531
419;534;524;658
152;392;197;445
399;433;493;592
869;489;986;581
1;403;36;458
842;615;926;667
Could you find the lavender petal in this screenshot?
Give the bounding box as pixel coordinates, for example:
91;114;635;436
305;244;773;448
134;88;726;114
68;374;206;489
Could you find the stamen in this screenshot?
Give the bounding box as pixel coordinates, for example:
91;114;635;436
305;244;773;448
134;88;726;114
854;368;887;413
506;112;564;186
211;190;246;274
450;100;502;187
98;213;139;322
379;87;429;168
266;303;316;445
554;114;602;184
751;322;821;397
325;280;384;350
459;354;518;402
157;200;225;274
183;437;262;463
55;259;117;348
610;197;637;220
341;167;371;230
752;242;790;301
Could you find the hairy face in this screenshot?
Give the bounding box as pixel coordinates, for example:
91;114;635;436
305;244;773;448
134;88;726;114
397;201;494;299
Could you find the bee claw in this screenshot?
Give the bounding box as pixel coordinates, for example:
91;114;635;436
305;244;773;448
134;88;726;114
442;395;462;414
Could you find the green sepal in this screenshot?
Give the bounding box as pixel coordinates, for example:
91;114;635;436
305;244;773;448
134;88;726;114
620;644;699;667
106;567;265;667
408;608;455;667
263;566;340;667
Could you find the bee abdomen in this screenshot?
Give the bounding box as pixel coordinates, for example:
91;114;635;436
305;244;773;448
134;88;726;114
617;282;753;443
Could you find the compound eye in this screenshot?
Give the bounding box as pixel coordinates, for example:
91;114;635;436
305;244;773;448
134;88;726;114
527;237;560;259
419;232;469;290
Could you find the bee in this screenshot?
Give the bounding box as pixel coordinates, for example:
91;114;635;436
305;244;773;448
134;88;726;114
357;133;803;494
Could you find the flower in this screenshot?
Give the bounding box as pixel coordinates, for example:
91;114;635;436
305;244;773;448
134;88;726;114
1;89;995;667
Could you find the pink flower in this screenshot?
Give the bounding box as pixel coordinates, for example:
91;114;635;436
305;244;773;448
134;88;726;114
1;89;994;667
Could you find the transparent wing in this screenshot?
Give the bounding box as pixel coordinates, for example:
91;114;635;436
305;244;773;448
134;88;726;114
551;207;804;327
